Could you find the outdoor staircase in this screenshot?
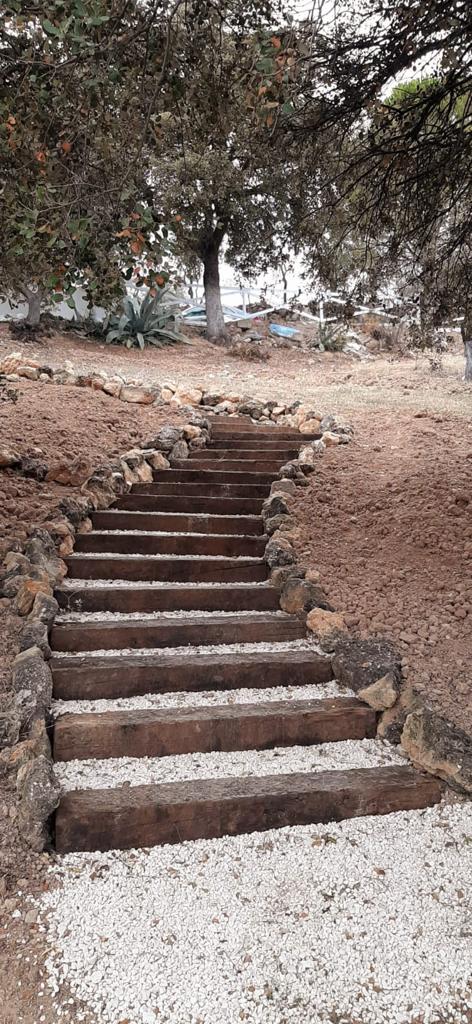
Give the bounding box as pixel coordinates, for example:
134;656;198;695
52;417;441;852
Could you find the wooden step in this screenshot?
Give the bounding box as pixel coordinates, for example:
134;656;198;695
169;461;284;475
132;482;271;497
210;424;320;440
51;612;305;652
146;470;275;485
52;649;333;700
209;419;303;434
56;582;279;614
54;766;442;852
75;532;266;557
207;439;300;451
114;495;265;515
53;697;377;761
92;511;263;535
195;448;298;460
64;553;268;582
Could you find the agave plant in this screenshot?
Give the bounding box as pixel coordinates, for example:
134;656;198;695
106;288;186;349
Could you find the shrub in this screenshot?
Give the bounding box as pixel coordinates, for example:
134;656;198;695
105;289;186;349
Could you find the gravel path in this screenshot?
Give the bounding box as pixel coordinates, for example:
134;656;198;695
60;579;270;588
55;610;289;622
52;680;353;717
55;738;405;791
51;638;317;659
35;801;472;1024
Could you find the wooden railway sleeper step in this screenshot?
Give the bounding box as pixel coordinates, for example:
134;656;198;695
51;649;334;700
55;767;442;853
53;697;377;762
51;611;306;652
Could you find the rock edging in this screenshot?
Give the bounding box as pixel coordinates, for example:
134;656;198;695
0;412;210;850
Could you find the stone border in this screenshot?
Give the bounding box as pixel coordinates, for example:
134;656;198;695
0;350;353;433
0;413;211;851
1;382;469;852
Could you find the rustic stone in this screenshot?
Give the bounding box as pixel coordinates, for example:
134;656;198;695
322;430;341;446
18;622;51;659
19;455;48;481
264;534;295;568
171;386;203;407
120;384;157;404
17;365;40;380
401;708;472;793
3;551;30;573
320;414;336;432
16;755;62;852
102;377;123;398
262;493;291;521
145;450;170;472
58;534;75;557
376;683;418;744
332;637;402;693
270;479;297;496
29;592;59;628
264;514;293;536
135;461;153;483
146;426;182;452
269;565;306;590
0;446;21;468
202;392;223;406
279;460;304;479
182;424;202;440
297;446;317;470
358;672;398;711
76;516;93;534
120;460;137;486
160;387;174;402
280;577;328;617
299;418;322;434
170;439;189;461
0;707;21;750
25;529;65;583
46;456;92;486
58;495;92;525
306;608;346;648
12;647;53;726
213;401;238;415
237;400;264;419
14;578;52;616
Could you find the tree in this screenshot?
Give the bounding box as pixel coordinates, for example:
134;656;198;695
0;1;178;325
149;2;305;342
291;1;472;375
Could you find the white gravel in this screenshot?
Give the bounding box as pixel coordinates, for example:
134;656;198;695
51;638;318;659
60;579;269;589
67;552;263;561
55;738;405;792
52;680;352;717
36;801;472;1024
55;609;289;622
97;511;259;520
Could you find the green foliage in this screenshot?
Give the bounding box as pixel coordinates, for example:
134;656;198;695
105;289;186;349
0;1;170;321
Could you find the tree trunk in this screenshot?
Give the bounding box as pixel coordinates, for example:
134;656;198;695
202;245;227;344
462;320;472;382
19;284;42;327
